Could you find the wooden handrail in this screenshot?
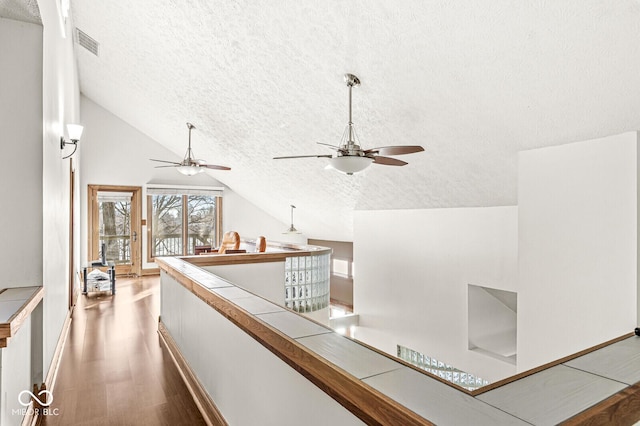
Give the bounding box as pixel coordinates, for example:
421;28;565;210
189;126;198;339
0;286;44;348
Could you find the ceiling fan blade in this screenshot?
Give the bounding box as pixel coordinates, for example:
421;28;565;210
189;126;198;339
365;145;425;156
273;154;333;159
372;156;408;166
200;164;231;171
154;165;180;169
150;158;181;165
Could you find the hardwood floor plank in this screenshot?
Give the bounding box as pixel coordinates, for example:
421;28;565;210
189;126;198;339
42;277;206;425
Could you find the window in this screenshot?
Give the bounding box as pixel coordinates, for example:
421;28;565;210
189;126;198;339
147;186;222;259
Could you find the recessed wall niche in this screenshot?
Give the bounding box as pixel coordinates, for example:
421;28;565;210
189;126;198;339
468;284;517;365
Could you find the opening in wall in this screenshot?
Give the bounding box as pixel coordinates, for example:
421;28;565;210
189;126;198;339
308;239;353;313
468;284;517;365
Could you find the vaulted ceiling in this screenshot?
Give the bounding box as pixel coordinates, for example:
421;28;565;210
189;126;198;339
5;1;640;240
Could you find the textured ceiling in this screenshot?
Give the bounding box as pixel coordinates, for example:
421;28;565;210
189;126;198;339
0;0;40;24
70;0;640;241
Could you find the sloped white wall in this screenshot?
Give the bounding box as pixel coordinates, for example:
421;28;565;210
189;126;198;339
517;132;637;371
353;206;518;382
80;96;293;270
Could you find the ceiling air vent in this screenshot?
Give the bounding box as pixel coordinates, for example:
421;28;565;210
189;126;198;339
74;28;99;56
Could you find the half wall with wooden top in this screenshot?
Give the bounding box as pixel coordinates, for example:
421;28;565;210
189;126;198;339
157;243;640;425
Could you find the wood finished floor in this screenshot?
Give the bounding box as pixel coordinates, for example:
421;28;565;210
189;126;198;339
43;276;206;426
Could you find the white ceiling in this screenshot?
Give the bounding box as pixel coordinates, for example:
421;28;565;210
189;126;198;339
0;0;39;24
13;1;640;240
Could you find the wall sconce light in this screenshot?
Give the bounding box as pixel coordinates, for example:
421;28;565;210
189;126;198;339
60;124;84;159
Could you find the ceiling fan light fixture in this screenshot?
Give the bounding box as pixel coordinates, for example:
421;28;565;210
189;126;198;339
150;122;231;174
177;164;203;176
329;156;373;175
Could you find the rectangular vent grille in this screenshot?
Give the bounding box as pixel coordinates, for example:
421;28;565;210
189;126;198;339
74;28;99;56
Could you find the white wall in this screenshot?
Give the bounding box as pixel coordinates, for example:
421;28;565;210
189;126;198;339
1;8;79;420
223;191;308;245
1;316;32;426
517;132;638;371
161;272;363;426
80;96;291;270
0;18;43;288
39;0;82;378
353;206;518;382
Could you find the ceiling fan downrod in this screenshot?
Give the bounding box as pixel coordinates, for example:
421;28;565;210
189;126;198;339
184;122;196;163
344;73;360;151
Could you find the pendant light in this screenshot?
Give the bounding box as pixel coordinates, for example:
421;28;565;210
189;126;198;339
283;205;301;234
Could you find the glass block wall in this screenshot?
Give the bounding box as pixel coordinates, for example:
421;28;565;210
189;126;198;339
397;345;490;391
284;253;330;313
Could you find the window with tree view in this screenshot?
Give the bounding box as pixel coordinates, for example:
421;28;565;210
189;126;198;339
149;192;220;257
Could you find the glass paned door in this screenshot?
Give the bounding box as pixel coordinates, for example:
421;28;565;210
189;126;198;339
98;192;132;265
89;185;142;276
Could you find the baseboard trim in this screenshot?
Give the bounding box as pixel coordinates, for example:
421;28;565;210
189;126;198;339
158;320;227;426
142;268;160;276
45;307;73;393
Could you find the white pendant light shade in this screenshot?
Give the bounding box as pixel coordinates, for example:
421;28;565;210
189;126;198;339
66;124;84;141
329;156;373;175
177;165;203;176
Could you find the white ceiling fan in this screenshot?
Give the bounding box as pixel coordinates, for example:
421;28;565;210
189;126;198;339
274;73;424;175
150;122;231;175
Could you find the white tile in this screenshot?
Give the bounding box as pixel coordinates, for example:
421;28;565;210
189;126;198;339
257;311;332;338
564;336;640;385
232;296;284;315
211;286;252;300
363;367;528;425
0;300;28;323
477;365;627;425
296;333;402;379
0;287;39;302
197;276;233;289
